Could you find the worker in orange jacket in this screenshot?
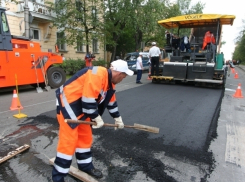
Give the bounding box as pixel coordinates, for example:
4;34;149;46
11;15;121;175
52;60;133;182
85;51;95;67
202;31;216;50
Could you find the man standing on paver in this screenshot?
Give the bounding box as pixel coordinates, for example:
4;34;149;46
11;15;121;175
149;42;161;76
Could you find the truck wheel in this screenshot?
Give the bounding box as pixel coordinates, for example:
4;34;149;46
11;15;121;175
47;67;66;88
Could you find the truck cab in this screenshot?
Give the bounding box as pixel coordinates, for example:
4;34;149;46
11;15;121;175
0;8;12;51
0;7;66;89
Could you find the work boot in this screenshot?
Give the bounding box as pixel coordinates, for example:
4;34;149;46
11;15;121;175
85;168;103;179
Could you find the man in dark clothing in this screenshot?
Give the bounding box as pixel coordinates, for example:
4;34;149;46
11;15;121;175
149;42;161;76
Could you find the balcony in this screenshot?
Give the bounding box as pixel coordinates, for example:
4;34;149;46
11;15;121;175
17;1;55;23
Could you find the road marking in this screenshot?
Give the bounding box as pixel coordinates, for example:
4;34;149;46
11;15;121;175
0;79;148;114
0;100;56;114
225;124;245;167
225;88;236;92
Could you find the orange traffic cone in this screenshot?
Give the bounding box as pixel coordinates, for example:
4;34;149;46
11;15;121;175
147;73;152;80
234;72;239;79
10;90;23;110
231;68;235;74
233;83;244;98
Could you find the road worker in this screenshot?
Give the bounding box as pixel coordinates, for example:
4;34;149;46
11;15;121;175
85;51;95;67
202;31;216;50
52;60;134;182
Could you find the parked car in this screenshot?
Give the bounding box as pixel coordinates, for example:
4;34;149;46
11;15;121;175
226;60;235;68
124;52;150;73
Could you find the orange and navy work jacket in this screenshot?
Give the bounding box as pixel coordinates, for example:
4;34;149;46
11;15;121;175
202;31;216;50
55;66;120;128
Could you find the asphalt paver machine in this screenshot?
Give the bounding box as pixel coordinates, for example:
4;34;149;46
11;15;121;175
153;14;235;88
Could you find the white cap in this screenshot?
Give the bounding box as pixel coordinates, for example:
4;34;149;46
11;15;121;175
111;60;134;76
139;52;143;55
152;42;156;45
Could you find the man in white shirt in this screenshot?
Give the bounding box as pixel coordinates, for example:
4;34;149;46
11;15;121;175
136;52;143;84
149;42;161;76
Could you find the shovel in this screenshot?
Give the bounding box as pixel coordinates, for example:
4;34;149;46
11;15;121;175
32;58;43;93
40;57;51;91
65;119;159;134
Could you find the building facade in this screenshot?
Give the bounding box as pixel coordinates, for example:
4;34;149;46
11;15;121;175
1;0;105;61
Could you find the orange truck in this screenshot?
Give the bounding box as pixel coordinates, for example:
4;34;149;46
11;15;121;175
0;7;66;89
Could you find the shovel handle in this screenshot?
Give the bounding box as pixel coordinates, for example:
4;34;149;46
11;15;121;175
65;119;135;128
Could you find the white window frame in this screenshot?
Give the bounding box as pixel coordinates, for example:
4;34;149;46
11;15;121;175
77;41;84;52
92;39;99;53
30;28;40;40
92;6;97;22
56;32;66;51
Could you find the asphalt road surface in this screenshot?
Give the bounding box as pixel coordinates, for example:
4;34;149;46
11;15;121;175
0;73;223;182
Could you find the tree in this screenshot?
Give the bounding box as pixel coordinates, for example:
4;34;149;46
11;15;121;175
47;0;103;53
233;34;245;63
233;20;245;63
47;0;204;62
104;0;135;61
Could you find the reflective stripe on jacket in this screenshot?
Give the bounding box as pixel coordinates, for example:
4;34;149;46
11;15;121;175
55;66;120;128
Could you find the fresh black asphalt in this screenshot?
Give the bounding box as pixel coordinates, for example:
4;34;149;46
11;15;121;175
0;81;223;182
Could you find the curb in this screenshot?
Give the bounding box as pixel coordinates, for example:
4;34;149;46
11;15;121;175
236;65;245;72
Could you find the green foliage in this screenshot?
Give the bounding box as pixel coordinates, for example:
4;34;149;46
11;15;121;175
92;59;109;67
59;58;85;75
48;0;204;61
55;58;109;75
233;20;245;64
105;0;205;59
233;34;245;64
46;0;104;53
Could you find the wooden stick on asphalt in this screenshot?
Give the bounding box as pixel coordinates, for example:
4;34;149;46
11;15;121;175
65;119;159;134
0;144;30;164
49;157;99;182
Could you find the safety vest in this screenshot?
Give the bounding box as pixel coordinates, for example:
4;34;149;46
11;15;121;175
55;67;120;128
202;31;216;49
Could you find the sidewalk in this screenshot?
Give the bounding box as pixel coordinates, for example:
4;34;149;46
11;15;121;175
208;65;245;182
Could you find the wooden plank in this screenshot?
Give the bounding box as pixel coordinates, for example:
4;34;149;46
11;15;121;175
0;144;30;164
49;157;99;182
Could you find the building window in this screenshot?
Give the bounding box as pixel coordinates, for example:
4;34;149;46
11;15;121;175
30;28;40;40
77;39;84;52
91;6;97;23
57;32;66;51
1;12;9;32
76;0;83;21
92;39;98;53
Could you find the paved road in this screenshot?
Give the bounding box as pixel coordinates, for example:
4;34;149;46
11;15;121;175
0;66;244;182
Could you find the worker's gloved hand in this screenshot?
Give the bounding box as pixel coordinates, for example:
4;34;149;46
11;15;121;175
114;116;124;130
92;115;104;129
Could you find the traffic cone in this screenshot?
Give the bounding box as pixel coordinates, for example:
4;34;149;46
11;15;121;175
147;73;152;80
234;72;239;79
10;90;23;110
231;68;235;74
233;83;244;98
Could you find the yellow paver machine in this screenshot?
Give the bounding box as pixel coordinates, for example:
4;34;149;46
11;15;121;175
152;14;235;88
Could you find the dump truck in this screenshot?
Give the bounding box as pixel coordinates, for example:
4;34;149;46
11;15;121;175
0;7;66;90
152;14;235;88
